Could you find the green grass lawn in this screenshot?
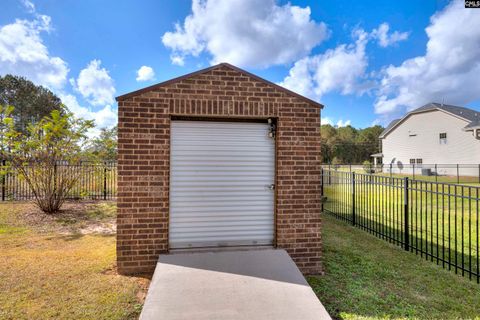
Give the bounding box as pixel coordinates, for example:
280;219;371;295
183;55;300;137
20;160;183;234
4;200;480;319
0;202;148;320
309;214;480;319
323;172;479;279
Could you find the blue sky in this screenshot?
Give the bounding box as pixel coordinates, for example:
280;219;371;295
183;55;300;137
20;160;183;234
1;0;479;131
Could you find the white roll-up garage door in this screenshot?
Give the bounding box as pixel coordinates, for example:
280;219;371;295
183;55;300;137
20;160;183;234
169;120;275;249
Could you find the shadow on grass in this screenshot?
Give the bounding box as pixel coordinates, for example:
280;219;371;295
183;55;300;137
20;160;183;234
325;210;480;281
45;232;115;242
312;214;480;320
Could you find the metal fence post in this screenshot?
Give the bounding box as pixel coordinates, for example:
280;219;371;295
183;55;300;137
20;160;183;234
54;162;58;200
404;177;409;251
1;159;5;202
457;164;460;184
320;168;324;213
352;172;356;226
103;162;107;200
435;164;438;182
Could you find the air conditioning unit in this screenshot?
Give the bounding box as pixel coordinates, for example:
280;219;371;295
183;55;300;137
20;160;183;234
421;168;432;176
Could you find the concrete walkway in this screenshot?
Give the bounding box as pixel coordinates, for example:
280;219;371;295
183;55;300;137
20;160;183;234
140;249;331;320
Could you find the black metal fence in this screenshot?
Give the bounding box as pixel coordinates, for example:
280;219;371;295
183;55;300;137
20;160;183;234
323;163;480;184
322;169;479;283
0;161;117;201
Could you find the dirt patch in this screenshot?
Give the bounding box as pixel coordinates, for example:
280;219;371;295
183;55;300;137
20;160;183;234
101;264;152;307
7;201;117;235
135;277;151;304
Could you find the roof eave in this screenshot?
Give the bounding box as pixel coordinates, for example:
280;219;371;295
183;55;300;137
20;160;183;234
115;64;222;102
115;63;324;109
380;107;472;138
463;126;480;131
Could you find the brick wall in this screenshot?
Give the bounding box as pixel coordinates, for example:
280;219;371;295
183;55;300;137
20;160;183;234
117;64;323;275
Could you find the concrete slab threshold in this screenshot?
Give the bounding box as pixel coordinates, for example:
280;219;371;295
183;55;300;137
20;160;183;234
140;248;331;320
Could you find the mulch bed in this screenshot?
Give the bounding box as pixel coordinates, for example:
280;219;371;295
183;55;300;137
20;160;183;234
6;201;116;235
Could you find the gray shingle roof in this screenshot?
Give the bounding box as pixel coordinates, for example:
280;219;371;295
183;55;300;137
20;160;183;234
414;102;480;122
380;119;400;138
464;120;480;129
379;102;480;138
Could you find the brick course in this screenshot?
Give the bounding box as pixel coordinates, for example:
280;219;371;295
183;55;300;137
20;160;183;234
117;63;323;275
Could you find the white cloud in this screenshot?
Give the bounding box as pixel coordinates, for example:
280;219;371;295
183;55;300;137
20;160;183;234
21;0;36;13
68;60;117;132
136;65;155;82
336;119;352;127
72;60;115;106
371;23;409;47
0;15;68;89
0;8;117;136
321;117;351;127
170;54;185;66
59;93;117;135
280;29;370;101
161;0;328;68
321;117;333;125
375;0;480;115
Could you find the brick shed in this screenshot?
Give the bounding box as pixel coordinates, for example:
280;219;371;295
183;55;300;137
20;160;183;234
116;63;323;275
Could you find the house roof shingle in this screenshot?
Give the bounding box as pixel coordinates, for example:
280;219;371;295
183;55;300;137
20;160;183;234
379;102;480;138
380;118;401;138
415;102;480;122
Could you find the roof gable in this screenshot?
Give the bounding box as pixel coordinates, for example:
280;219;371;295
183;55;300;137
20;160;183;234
116;63;323;108
416;103;480;122
379;119;400;138
379;102;479;138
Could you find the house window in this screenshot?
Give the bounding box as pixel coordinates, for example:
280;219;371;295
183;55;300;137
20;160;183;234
416;159;423;167
409;159;416;164
439;132;447;144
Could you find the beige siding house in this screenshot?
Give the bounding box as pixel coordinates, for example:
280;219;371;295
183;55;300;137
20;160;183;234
379;103;480;176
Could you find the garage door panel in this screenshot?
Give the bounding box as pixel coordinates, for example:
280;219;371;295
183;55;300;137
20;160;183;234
170;121;275;249
171;172;273;178
171;217;273;223
171;181;272;188
171;154;272;161
171;195;272;201
170;204;273;213
171;232;274;242
173;160;272;166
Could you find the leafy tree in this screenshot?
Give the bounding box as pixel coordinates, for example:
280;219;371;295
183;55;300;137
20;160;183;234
320;124;384;164
355;125;384;161
0;106;94;213
87;126;117;161
320;124;338;163
0;75;64;132
363;160;373;173
334;126;358;163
